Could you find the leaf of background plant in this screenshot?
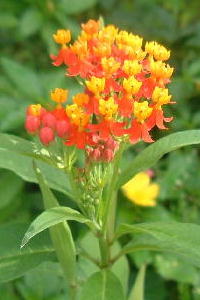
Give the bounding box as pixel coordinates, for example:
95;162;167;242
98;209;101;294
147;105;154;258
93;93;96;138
57;0;97;15
0;96;19;119
40;70;81;100
21;206;95;247
128;265;146;300
0;170;24;210
41;22;58;55
0;223;55;282
116;222;200;267
18;8;43;38
0;13;18;29
117;130;200;187
16;262;68;300
0;105;26;132
1;57;44;99
80;270;125;300
54;13;80;37
0;133;72;197
154;253;198;285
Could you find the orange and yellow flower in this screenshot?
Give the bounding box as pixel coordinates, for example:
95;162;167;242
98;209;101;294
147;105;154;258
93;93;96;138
25;19;174;156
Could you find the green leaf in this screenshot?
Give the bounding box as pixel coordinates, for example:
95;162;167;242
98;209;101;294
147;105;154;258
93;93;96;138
57;0;97;15
0;170;24;210
115;222;200;267
21;206;95;247
33;164;77;298
0;105;26;132
0;223;55;283
128;265;146;300
80;270;125;300
1;57;43;99
117;130;200;187
18;8;43;38
0;13;18;29
0;133;72;197
16;262;68;299
154;253;198;285
78;232;129;294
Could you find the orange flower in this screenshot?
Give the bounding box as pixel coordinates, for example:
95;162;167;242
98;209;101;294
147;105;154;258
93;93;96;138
26;19;174;152
73;93;89;106
81;19;99;35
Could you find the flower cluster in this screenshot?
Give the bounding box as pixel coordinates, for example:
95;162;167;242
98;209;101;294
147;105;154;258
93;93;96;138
25;19;174;162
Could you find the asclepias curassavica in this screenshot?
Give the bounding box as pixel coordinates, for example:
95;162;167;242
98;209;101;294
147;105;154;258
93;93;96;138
2;18;200;300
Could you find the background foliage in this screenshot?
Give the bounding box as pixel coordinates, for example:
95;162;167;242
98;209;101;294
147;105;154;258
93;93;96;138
1;0;200;299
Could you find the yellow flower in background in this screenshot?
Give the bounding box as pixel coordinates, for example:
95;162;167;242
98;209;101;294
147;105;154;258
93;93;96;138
122;172;159;206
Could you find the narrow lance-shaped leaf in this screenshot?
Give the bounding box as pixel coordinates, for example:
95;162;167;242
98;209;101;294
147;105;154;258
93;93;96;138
32;163;77;294
117;130;200;187
115;222;200;268
0;223;55;283
1;57;43;99
0;133;72;197
21;206;97;248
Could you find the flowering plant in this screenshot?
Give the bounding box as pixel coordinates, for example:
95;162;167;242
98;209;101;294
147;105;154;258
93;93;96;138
2;19;200;300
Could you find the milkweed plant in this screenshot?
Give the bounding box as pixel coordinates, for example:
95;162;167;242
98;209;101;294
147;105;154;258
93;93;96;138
9;19;200;299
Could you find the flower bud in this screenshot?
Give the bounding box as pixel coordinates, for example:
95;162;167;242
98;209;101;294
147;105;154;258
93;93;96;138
42;113;56;129
25;115;40;133
103;149;114;162
39;127;54;145
56;120;70;137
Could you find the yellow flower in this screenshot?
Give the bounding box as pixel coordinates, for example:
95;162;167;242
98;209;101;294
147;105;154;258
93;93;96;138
85;76;105;95
101;57;120;75
152;87;171;108
66;104;89;130
122;172;159;206
123;76;142;95
50;88;68;103
122;60;142;76
99;97;118;121
27;104;42;116
150;59;174;79
134;101;152;123
53;29;71;45
145;41;170;61
116;31;143;50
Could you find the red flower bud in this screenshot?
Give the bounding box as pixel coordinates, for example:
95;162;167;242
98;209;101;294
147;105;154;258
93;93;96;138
103;149;114;162
25;115;40;133
39;127;54;145
42;113;56;129
56;120;70;137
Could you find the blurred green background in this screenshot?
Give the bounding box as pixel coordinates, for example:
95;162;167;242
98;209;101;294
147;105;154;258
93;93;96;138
1;0;200;299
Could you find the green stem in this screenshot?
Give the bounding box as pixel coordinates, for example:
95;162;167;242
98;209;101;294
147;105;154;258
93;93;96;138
99;235;110;268
97;144;126;269
103;144;125;238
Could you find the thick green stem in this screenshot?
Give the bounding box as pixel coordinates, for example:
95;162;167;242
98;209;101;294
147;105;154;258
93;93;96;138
97;144;125;269
103;144;125;239
99;235;110;268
